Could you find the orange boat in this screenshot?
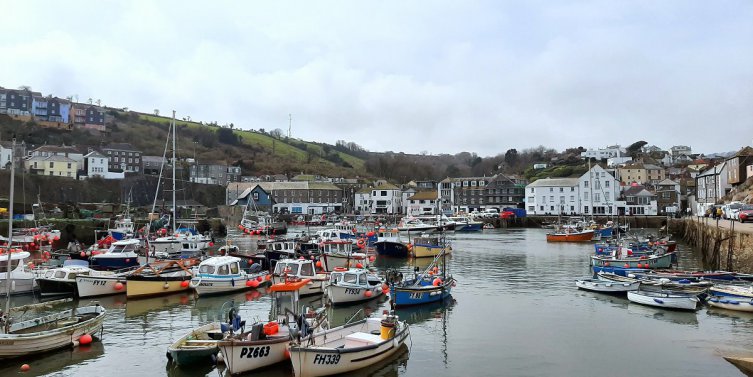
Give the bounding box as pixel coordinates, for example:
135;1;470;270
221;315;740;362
546;229;595;242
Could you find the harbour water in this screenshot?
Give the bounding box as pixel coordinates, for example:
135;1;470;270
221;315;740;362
3;227;753;376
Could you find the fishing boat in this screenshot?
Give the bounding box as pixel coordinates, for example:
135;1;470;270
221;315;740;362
626;290;700;311
709;284;753;299
319;240;369;272
189;256;268;297
89;238;141;270
326;268;386;305
264;239;297;270
396;216;439;232
76;273;130;298
126;259;199;299
482;223;495;230
411;234;452;258
575;278;640;294
449;215;483;232
374;238;409;258
166;321;225;366
0;251;36;295
108;213;136;241
546;228;594;242
272;258;328;296
388;238;454;307
590;252;675;269
218;279;319;375
36;260;100;297
289;313;410;377
149;227;211;259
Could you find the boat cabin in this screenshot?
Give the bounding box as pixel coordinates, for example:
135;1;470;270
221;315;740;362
197;256;243;277
273;259;316;278
320;241;353;255
329;269;368;287
107;239;141;254
267;240;296;254
0;251;32;275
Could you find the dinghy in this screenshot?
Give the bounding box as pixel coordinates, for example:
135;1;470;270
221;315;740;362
575;278;640;294
627;290;700;311
166;322;224;366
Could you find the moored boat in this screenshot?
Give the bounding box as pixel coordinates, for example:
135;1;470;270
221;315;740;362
708;296;753;312
319;241;369;272
0;251;36;296
374;239;409;258
89;238;141;270
166;321;224;366
326;268;385;305
627;290;700;311
76;273;130;298
271;258;327;296
289;314;409;377
411;234;452;258
36;260;102;297
189;256;268;297
575;278;640;294
546;229;594;242
126;259;199;299
590;252;675;269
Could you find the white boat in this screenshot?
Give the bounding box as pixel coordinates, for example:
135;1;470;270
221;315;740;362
189;256;268;296
36;260;104;297
272;259;328;296
166;321;224;366
289;314;410;377
76;272;131;298
396;217;438;232
709;284;753;299
326;268;384;305
627;290;700;311
89;238;141;270
319;241;369;272
0;304;106;359
575;278;640;294
0;251;36;295
108;213;135;241
708;296;753;312
149;228;210;259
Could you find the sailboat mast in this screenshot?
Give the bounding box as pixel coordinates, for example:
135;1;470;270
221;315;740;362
4;139;17;313
588;159;593;221
171;111;177;232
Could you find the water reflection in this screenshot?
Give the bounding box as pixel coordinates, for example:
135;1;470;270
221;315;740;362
0;340;105;377
395;298;456;326
627;302;700;327
125;293;192;318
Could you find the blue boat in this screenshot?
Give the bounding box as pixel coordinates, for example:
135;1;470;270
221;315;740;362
89;238;141;270
374;239;409;258
389;275;455;307
591;265;651;277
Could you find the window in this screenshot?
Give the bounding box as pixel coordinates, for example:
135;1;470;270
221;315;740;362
230;263;239;274
570;195;574;202
530;188;534;193
559;187;563;192
549;188;553;192
584;193;589;201
67;163;71;169
584;207;589;214
584;181;589;188
594;193;601;202
540;206;544;211
605;180;610;188
49;161;54;168
381;191;387;196
549;196;554;202
571;187;575;192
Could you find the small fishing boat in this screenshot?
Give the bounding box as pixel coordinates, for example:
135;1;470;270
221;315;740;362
326;268;386;305
575;278;640;294
89;238;141;270
219;279;317;375
189;256;268;297
411;234;452;258
397;216;439;232
108;213;136;241
709;284;753;299
708;296;753;312
627;290;700;311
76;271;132;298
590;252;675;269
374;239;409;258
166;322;224;366
289;314;410;377
36;260;100;297
0;251;36;295
272;258;328;296
546;228;594;242
724;356;753;376
126;259;199;299
388;250;454;307
0;303;106;358
319;241;369;272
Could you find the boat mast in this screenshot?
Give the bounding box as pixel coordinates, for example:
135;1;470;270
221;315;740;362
588;159;593;222
171;111;177;232
4;139;17;316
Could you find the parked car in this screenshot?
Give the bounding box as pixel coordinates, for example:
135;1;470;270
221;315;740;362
723;202;744;220
738;205;753;223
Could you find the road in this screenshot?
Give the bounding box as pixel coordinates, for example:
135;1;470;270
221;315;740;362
689;216;753;234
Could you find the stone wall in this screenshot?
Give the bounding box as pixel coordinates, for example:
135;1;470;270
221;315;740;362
669;218;753;273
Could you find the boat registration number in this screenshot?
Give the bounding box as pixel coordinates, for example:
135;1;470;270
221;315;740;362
344;288;361;295
409;292;423;299
90;280;108;286
313;353;341;365
240;345;270;358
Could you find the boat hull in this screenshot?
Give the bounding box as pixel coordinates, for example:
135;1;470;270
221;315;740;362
391;278;454;307
575;279;640;293
126;275;192;299
89;255;139;270
374;241;409;258
546;230;594;242
411;245;451;258
590;253;675;269
36;278;77;297
167;322;222;366
627;291;699;311
271;276;323;296
708;296;753;312
326;284;382;305
321;253;368;272
76;275;127;298
218;336;291;375
0;305;106;359
191;273;268;297
0;278;36;295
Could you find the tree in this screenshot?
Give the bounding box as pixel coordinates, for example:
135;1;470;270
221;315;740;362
270;128;284;138
154;109;159;116
504;148;518;167
626;140;647;158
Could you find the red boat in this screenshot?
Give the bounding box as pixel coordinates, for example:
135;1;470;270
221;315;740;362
546;229;595;242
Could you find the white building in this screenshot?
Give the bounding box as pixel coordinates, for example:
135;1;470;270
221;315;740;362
578;165;621;216
354;187;372;214
524;178;580;215
618;185;658;216
580;145;623;160
370;183;403;214
83;150;108;178
0;142;12;168
607;156;633;168
404;191;439;216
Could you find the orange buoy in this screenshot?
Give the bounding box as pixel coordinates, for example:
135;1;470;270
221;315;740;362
355;263;364;269
256;276;263;282
315;261;322;268
79;334;93;345
20;364;30;372
604;262;610;267
180;280;189;288
246;280;254;287
369;255;376;262
433;278;442;286
623;263;630;268
114;282;124;291
364;290;373;297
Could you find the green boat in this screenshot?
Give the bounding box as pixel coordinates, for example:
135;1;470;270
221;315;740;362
166;322;224;366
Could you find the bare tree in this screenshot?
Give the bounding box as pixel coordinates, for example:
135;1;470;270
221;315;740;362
154;109;160;116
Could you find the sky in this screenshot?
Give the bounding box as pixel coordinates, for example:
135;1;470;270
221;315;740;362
1;1;752;157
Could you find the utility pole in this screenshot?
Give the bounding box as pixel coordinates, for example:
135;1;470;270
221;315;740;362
288;113;292;138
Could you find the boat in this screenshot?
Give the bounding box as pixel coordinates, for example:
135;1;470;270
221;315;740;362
482;223;495;230
396;216;439;232
149;227;211;259
724;356;753;376
289;313;410;377
575;278;640;294
76;273;130;298
590;252;675;269
108;213;136;241
709;284;753;300
36;260;101;297
546;228;594;242
388;238;454;307
374;238;409;258
708;296;753;312
218;278;319;375
89;238;141;270
166;321;225;366
264;239;297;270
319;240;369;272
449;215;483;232
0;251;36;295
189;256;269;297
0;303;106;359
326;268;386;305
126;259;200;299
626;290;700;311
411;234;452;258
272;258;328;296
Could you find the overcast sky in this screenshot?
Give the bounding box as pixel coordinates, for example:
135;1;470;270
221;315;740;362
1;1;751;156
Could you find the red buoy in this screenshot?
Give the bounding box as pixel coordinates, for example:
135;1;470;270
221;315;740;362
180;280;189;288
20;364;30;372
623;263;630;268
114;282;124;291
256;276;263;282
364;290;373;297
355;263;363;269
79;334;93;345
315;261;322;268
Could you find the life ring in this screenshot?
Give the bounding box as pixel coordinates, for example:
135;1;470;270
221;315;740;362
357;239;366;248
334;267;347;272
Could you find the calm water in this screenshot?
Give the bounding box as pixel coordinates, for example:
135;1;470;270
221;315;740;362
3;228;753;377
